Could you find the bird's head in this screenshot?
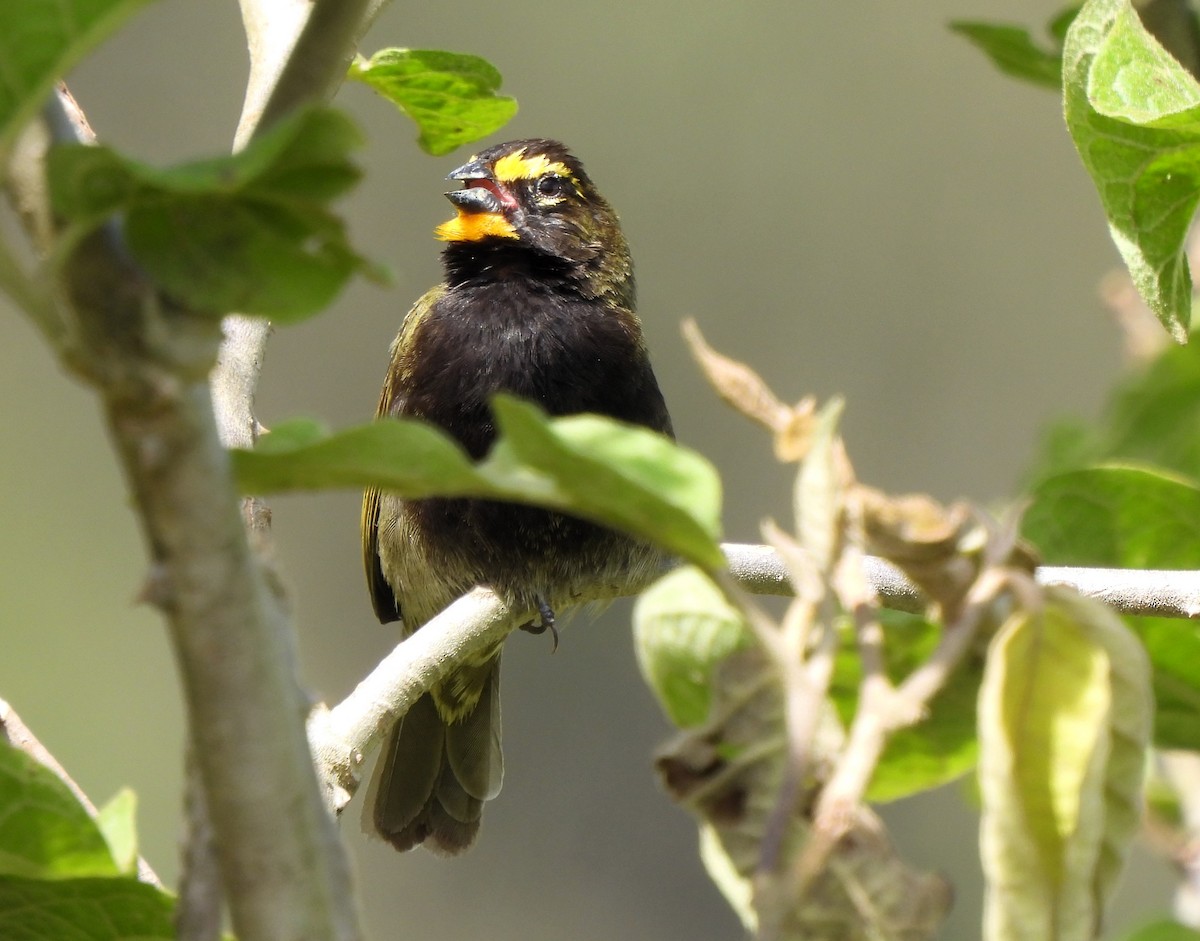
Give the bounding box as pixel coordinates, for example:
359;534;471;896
435;139;632;300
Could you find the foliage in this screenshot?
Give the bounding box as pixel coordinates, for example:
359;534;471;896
0;0;155;161
48;107;372;322
4;0;1200;939
949;7;1077;90
0;739;176;940
348;49;518;156
978;589;1150;941
234;395;724;570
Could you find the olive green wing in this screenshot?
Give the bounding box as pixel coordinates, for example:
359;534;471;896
361;285;447;625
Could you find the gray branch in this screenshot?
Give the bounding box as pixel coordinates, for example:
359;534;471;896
1;1;395;938
308;542;1200;815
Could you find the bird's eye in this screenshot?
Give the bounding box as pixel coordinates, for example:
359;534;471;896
535;174;570;199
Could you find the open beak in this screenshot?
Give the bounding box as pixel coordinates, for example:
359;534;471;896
435;158;520;242
444;158;519;214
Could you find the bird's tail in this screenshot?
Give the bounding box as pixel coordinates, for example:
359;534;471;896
369;659;503;854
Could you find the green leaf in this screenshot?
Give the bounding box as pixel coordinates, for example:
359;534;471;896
1027;341;1200;489
1023;464;1200;569
234;397;724;570
47;107;370;321
0;875;174;941
488;396;725;569
349;49;518;156
1118;921;1200;941
949;9;1077;89
1022;347;1200;750
0;0;156;160
829;610;980;802
0;740;118;879
632;567;751;728
1023;465;1200;749
1063;0;1200;341
236;415;487;494
978;587;1152;941
95;790;136;876
1092;343;1200;477
1126;615;1200;749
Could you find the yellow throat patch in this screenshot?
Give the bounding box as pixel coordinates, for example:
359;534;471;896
434;210;518;242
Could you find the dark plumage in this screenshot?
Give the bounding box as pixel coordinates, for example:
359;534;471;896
362;139;672;853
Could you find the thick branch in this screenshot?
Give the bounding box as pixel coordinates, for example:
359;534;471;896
101;373;358;941
9;21;381;931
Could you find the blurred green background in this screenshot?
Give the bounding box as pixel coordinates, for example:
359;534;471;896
0;1;1180;938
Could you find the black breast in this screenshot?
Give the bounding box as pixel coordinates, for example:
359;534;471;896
400;278;672;456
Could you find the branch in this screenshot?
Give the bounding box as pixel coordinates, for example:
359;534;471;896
4;6;386;927
725;542;1200;619
212;0;383;454
7;4;384;938
309;589;516;811
308;541;1200;817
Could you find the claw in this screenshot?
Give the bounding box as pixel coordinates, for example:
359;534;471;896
520;597;559;652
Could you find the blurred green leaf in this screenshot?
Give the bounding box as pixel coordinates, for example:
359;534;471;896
1123;615;1200;749
1024;464;1200;569
949;8;1078;89
1027;342;1200;487
830;610;980;802
349;49;517;156
1063;0;1200;341
95;790;137;877
236;415;486;492
978;588;1151;941
47;107;371;321
1089;343;1200;475
0;0;155;159
0;875;174;940
1118;921;1200;941
234;396;724;570
0;740;118;879
1023;465;1200;749
632;567;750;728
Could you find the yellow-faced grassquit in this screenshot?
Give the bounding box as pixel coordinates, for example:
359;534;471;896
361;139;673;854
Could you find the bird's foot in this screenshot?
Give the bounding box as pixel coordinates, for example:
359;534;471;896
520;597;559;652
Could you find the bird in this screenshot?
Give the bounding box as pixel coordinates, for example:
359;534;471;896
361;139;674;854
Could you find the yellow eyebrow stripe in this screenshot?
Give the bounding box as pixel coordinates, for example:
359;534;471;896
492;150;573;183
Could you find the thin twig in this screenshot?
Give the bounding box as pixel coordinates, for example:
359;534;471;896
791;564;1009;891
309;589;516;811
723;542;1200;620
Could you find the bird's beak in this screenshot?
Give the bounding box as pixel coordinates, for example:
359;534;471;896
445;186;505;215
435;159;520;242
446;158;490;182
443;158;519;215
